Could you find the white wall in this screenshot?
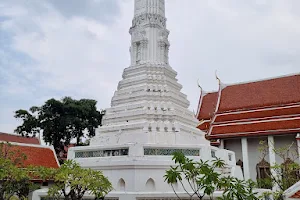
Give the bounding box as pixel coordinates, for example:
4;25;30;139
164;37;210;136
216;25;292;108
274;134;298;164
224;139;243;163
224;134;298;181
247;137;268;180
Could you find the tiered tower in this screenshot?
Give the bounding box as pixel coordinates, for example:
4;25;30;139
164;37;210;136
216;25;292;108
89;0;208;146
68;1;240;200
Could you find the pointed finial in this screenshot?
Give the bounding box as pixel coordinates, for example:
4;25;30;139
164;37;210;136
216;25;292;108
215;70;221;85
197;79;202;90
215;70;227;89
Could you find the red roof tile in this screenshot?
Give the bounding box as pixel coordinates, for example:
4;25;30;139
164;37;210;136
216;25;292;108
197;92;218;120
210;118;300;138
218;74;300;112
197;121;211;132
215;104;300;124
0;132;40;145
7;144;59;168
197;74;300;139
290;190;300;198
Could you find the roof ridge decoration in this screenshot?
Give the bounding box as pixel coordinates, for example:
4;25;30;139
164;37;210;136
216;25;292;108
3;141;50;149
197;119;211;127
207;71;227;136
215;70;227;90
0;132;32;137
0;132;40;145
195;79;207;118
223;72;300;88
284;179;300;199
195;78;219;119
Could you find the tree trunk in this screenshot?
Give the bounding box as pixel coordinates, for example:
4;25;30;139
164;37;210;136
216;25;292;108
76;131;82;146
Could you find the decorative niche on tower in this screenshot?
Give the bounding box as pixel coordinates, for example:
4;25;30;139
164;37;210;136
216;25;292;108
136;42;141;64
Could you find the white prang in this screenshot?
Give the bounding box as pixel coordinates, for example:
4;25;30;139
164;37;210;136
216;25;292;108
90;0;206;147
66;1;242;200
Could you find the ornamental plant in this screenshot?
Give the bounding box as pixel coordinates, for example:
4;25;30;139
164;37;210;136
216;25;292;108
164;152;259;200
46;160;112;200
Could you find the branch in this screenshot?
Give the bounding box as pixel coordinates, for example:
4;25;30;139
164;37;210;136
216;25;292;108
179;179;192;198
171;184;182;200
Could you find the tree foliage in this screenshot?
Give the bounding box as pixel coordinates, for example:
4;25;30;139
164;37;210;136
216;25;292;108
45;160;112;200
0;142;39;200
258;141;300;200
15;97;105;161
164;152;259;200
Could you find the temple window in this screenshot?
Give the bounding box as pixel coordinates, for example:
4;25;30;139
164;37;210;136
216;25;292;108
211;150;216;158
164;44;168;64
228;154;232;161
145;178;155;191
144;148;200;156
256;159;271;189
118;178;126;191
75;148;129;158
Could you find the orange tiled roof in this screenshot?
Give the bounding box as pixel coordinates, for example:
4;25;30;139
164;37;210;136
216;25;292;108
197;92;218;120
218;74;300;112
0;132;40;145
210;118;300;139
197;121;211;131
214;104;300;124
5;144;59;168
196;74;300;140
291;190;300;198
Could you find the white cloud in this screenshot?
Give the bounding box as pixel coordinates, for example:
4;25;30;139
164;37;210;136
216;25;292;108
0;0;132;104
167;0;300;108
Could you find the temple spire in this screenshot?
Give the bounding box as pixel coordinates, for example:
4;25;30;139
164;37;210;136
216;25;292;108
134;0;165;17
130;0;169;66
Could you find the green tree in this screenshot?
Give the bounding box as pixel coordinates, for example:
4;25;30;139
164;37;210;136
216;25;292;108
46;160;112;200
0;142;39;200
164;152;259;200
15;97;105;161
258;141;300;200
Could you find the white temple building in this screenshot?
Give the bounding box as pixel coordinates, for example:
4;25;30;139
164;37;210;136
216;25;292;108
66;0;243;200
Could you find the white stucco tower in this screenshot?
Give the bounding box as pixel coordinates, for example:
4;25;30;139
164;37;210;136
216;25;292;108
130;0;169;66
68;1;241;200
88;0;209;148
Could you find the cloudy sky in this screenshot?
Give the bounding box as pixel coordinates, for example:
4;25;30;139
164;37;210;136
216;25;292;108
0;0;299;133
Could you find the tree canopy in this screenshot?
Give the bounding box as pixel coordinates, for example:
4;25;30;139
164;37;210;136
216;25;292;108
164;152;260;200
0;142;112;200
14;97;105;161
46;160;112;200
0;142;38;200
258;141;300;200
